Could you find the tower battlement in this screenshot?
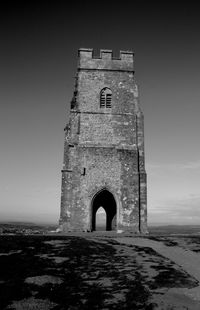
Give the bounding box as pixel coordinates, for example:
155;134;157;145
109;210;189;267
78;48;134;71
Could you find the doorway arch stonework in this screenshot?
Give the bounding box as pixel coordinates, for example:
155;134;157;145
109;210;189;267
91;188;117;231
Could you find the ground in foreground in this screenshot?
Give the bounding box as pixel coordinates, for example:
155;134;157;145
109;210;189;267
0;234;200;309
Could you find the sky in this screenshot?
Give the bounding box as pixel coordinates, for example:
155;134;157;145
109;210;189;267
0;2;200;225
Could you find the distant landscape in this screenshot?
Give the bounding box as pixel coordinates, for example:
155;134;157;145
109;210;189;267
0;222;58;235
1;221;200;235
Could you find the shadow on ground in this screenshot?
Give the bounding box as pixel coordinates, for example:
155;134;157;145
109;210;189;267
0;235;198;309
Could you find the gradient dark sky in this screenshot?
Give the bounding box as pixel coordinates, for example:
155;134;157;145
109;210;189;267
1;2;200;224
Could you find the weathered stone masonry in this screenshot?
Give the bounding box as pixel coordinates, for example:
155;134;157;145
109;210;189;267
59;48;147;233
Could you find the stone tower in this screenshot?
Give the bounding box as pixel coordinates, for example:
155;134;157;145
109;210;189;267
59;48;147;233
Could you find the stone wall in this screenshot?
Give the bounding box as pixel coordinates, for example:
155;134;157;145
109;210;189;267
59;48;147;233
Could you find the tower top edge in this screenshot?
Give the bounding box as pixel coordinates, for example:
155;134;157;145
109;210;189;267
78;48;134;61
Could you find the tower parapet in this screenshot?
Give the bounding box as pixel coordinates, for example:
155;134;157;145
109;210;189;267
78;48;134;71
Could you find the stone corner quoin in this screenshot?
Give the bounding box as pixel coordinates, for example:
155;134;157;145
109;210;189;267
59;48;147;234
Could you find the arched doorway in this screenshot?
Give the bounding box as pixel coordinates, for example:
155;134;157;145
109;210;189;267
91;189;117;231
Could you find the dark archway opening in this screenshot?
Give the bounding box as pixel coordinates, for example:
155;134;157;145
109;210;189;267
92;189;117;231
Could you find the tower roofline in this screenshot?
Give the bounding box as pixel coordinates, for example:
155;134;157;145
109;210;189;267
78;48;134;61
78;48;134;71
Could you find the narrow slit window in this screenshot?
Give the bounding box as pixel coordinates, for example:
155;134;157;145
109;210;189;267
100;88;112;108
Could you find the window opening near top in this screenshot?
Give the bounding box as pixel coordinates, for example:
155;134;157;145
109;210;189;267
100;88;112;108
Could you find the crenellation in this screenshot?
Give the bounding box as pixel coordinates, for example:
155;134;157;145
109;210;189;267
78;48;134;71
78;47;93;58
78;48;134;61
100;49;113;59
120;50;134;61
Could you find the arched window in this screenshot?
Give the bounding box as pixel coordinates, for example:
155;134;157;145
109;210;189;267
100;88;112;108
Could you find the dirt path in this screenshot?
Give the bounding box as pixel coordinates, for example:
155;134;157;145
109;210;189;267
115;237;200;304
116;238;200;281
